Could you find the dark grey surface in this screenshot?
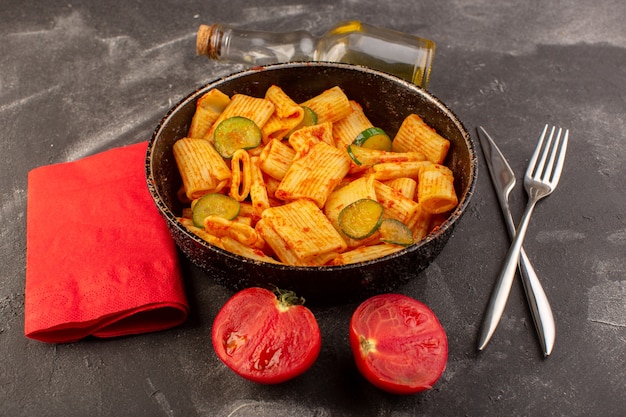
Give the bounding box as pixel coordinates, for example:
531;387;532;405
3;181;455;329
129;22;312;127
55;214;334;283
1;1;625;416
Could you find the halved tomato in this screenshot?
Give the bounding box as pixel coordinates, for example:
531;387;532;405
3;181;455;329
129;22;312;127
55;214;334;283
349;293;448;394
212;287;321;384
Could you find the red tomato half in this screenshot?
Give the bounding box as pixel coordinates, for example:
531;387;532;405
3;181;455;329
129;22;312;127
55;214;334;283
212;287;321;384
349;293;448;394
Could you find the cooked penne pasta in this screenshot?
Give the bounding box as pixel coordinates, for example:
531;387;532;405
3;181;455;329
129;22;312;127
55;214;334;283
257;199;347;265
417;163;458;214
374;180;420;226
253;220;298;265
263;176;282;200
328;243;404;265
229;149;252;201
204;93;275;140
407;203;433;241
249;156;271;217
383;177;417;200
275;141;351;208
173;137;232;200
265;86;298;119
258;139;296;180
187;89;231;138
371;160;432;181
333;100;374;150
220;236;282;264
204;215;265;249
237;201;256;218
233;215;253;227
392;113;450;164
288;122;335;157
261;85;305;142
300;86;352;124
178;217;225;248
348;147;427;175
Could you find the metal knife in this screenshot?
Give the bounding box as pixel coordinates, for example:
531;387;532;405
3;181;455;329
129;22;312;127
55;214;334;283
476;126;556;356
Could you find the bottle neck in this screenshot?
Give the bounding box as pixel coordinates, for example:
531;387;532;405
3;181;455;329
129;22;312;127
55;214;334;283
196;24;316;66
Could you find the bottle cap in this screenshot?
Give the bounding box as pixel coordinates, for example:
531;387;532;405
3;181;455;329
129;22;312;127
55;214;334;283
196;24;212;56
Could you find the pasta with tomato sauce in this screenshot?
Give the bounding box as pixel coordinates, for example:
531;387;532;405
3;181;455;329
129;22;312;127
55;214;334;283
172;85;456;266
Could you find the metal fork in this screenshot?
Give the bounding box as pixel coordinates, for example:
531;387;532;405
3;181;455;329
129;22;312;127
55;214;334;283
478;125;569;351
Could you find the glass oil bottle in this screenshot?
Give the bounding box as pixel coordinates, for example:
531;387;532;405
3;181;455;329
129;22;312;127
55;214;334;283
196;21;435;88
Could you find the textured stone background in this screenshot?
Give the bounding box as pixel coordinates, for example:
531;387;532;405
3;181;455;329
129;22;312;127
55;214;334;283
1;1;624;416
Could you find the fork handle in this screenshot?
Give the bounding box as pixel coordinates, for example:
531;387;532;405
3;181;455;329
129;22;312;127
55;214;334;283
478;196;539;351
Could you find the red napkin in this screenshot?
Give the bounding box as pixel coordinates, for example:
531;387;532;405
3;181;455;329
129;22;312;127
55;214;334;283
25;141;188;343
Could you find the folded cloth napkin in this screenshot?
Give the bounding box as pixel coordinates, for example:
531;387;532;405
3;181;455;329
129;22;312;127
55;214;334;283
25;141;188;343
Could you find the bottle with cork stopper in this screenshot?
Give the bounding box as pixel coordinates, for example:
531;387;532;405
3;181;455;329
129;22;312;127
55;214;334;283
196;21;436;88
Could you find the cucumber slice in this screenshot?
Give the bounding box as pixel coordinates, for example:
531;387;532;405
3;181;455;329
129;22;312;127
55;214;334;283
338;199;384;239
347;144;383;166
354;127;392;151
346;144;365;166
301;106;318;126
286;106;318;138
214;116;262;159
379;218;414;246
192;193;240;227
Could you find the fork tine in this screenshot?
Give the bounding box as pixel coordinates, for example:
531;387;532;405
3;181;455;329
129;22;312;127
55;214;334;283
543;127;561;182
549;129;569;185
526;124;549;179
532;125;556;181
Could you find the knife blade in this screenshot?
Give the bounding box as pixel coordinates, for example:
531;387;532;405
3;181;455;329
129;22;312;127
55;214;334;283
477;126;556;356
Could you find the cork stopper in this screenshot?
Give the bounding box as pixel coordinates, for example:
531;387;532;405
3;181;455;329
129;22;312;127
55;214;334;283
196;24;212;56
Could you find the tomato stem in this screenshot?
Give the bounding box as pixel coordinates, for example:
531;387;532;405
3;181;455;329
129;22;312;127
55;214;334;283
272;286;305;309
359;335;376;354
